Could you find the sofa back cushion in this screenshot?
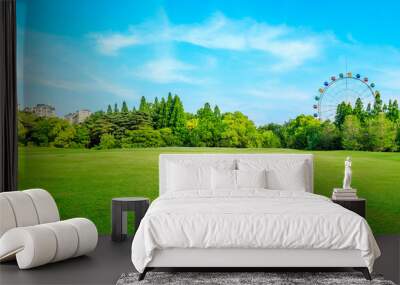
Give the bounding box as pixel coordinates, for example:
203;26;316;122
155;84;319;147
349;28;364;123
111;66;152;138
0;189;60;238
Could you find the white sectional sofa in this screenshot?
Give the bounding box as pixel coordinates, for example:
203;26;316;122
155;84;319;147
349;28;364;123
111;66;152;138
0;189;98;269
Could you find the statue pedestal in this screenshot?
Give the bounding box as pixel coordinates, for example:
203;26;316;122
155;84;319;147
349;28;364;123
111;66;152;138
333;188;357;192
332;188;358;200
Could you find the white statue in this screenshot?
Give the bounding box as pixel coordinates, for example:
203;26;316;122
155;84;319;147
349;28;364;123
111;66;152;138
342;157;352;189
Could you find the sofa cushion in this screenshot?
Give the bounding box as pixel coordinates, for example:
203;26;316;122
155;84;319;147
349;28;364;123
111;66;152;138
0;192;39;227
0;196;17;238
0;218;98;269
24;189;60;224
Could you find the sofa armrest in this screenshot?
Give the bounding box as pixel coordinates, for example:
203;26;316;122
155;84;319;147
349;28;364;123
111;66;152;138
0;226;57;268
0;218;98;269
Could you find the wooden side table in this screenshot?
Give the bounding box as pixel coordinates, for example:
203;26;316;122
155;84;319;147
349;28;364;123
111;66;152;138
111;197;150;242
332;198;366;218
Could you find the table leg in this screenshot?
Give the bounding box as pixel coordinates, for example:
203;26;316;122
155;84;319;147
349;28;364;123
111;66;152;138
134;201;149;234
121;210;127;239
112;202;124;242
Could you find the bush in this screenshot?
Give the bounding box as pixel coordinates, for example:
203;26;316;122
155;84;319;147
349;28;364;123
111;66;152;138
342;115;363;150
220;112;260;148
259;130;281;148
53;127;76;148
159;128;181;146
99;133;117;149
121;129;164;148
318;123;341;150
364;113;397;151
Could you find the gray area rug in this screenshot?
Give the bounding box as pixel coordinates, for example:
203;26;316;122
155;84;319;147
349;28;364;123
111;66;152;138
116;272;396;285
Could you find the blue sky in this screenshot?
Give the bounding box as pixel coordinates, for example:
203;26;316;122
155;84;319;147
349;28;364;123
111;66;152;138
17;0;400;124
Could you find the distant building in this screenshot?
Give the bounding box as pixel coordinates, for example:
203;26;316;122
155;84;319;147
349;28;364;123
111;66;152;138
64;113;75;124
64;109;91;124
24;104;56;117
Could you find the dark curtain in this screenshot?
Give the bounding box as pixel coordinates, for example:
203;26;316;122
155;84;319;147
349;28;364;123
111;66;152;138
0;0;17;192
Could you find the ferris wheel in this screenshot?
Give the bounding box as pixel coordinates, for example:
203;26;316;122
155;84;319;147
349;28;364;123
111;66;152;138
313;72;378;121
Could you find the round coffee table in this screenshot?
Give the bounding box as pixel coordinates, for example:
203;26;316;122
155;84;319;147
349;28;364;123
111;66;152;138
111;197;150;242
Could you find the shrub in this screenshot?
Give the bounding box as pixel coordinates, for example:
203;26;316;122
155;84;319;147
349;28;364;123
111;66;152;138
259;130;281;148
121;129;163;148
342;115;363;150
99;133;117;149
365;113;397;151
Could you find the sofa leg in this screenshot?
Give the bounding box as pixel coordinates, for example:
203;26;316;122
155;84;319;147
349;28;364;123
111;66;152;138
354;267;371;280
138;268;148;281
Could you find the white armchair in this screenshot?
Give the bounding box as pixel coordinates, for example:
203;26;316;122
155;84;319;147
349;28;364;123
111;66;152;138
0;189;98;269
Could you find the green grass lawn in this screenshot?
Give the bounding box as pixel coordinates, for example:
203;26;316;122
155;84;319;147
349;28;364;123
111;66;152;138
18;147;400;234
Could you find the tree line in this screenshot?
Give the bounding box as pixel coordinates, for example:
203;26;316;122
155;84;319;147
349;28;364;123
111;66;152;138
18;92;400;151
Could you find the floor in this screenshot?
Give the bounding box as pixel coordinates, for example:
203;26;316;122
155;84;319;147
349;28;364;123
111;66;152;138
0;235;399;285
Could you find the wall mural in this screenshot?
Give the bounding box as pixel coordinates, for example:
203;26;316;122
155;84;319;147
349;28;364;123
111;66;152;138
17;0;400;234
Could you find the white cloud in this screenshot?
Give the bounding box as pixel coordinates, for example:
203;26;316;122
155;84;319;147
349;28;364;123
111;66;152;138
31;75;138;99
20;30;139;100
173;14;324;71
91;33;139;55
92;13;327;70
134;58;201;84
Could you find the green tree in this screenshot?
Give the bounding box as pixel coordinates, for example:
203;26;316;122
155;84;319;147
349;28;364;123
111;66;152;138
396;124;400;149
335;102;353;127
28;117;70;146
259;130;281;148
151;97;161;128
18;119;27;145
107;105;113;114
158;97;167;129
18;111;40;145
258;123;284;147
83;111;113;147
53;126;76;148
121;101;129;113
139;96;150;113
188;103;226;147
372;92;383;117
159;128;180;146
366;102;372;116
365;113;397;151
114;103;119;113
73;125;90;148
310;122;341;150
165;93;173;126
383;103;388;113
99;133;116;149
353;98;366;122
169;95;186;130
187;103;214;146
220;111;260;148
283;115;321;149
214;105;221;118
387;100;399;122
342;115;364;150
121;129;163;148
